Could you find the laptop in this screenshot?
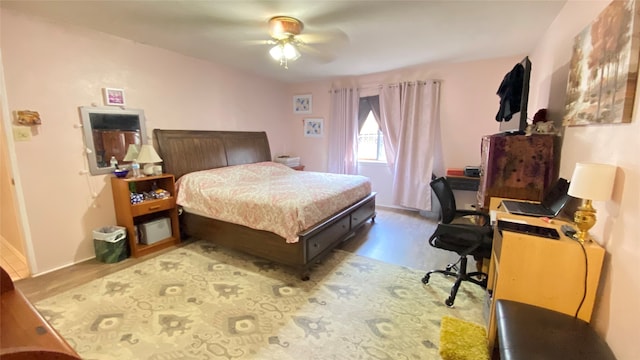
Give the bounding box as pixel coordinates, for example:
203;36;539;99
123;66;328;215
500;178;570;217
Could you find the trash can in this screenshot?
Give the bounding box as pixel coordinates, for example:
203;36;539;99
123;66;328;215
93;226;129;263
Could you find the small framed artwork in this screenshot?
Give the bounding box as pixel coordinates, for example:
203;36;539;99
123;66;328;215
303;118;323;137
102;88;126;106
293;94;312;114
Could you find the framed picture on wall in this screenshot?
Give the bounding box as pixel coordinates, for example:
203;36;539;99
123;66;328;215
563;0;640;125
293;94;312;114
103;88;126;106
303;118;323;137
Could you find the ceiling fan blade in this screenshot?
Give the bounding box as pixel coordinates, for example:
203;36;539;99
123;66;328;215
297;43;337;64
239;39;275;46
296;27;349;46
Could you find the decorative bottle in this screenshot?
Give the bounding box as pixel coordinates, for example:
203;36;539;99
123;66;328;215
131;160;141;178
110;156;118;169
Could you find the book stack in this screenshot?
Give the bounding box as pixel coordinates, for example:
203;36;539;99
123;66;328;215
446;168;464;176
274;156;301;167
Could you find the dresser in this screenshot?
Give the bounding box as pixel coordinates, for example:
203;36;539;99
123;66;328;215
477;134;556;210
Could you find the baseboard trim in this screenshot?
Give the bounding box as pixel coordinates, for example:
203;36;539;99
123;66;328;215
0;235;26;263
31;255;96;278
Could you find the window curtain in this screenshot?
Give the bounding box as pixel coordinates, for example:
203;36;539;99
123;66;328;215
327;88;360;174
378;80;441;211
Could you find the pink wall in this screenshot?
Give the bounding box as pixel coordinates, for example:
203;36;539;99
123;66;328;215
529;1;639;358
287;57;522;173
0;10;291;274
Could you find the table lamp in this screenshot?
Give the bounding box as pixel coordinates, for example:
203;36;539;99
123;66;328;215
567;162;616;243
136;144;163;176
122;144;140;162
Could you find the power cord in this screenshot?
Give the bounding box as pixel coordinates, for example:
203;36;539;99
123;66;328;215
561;224;589;317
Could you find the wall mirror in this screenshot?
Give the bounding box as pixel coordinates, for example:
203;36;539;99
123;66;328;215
79;106;148;175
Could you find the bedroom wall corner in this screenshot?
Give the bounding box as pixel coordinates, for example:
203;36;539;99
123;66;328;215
1;9;291;275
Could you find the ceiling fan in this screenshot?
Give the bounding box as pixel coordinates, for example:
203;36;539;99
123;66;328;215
262;15;348;69
266;16;305;69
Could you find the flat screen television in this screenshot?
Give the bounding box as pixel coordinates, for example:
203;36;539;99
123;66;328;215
496;56;531;134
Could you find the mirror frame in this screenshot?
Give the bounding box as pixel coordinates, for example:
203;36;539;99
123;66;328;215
79;106;148;175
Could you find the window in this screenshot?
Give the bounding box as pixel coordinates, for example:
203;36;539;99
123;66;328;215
357;111;386;162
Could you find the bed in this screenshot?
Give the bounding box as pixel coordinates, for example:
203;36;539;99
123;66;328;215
153;129;376;279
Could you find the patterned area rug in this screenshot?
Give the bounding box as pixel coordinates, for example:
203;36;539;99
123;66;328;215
35;241;486;359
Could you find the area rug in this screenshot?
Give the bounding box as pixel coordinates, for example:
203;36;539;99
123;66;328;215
439;316;489;360
35;240;486;359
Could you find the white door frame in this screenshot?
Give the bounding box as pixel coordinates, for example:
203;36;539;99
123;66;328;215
0;50;37;274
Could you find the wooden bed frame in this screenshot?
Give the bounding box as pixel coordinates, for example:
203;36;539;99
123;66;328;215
153;129;376;279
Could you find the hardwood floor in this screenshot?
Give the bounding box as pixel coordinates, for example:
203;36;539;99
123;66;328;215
338;206;459;270
16;207;459;303
0;236;30;281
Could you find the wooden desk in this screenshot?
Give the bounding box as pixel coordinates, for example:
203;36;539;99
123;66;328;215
485;197;605;351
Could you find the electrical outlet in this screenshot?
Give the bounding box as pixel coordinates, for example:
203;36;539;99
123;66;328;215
13;126;31;141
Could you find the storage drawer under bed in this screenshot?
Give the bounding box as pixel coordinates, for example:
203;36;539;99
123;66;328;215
350;197;376;229
306;216;351;260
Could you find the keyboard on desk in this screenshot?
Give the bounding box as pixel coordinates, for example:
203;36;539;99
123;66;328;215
497;220;560;240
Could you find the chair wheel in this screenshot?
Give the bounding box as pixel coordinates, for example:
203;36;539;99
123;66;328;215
421;275;430;284
445;298;455;307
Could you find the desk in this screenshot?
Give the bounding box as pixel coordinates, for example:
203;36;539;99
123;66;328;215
445;175;480;191
486;197;605;351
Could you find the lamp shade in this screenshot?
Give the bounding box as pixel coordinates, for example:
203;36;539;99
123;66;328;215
122;144;140;162
568;162;616;201
282;42;301;60
136;144;162;164
269;40;301;62
269;44;284;60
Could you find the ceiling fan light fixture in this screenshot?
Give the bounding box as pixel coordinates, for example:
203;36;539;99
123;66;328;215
282;42;301;60
269;44;284;60
269;39;301;69
268;16;303;40
266;16;303;69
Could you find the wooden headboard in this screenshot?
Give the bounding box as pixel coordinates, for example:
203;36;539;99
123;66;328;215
153;129;272;180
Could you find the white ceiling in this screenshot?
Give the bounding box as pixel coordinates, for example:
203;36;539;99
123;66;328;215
1;0;567;83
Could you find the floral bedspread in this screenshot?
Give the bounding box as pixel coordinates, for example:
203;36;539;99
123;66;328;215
176;162;372;243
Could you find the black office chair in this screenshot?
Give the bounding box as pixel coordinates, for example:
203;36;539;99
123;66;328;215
421;177;493;307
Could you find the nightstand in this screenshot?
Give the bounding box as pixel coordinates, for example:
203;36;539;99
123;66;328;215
110;174;181;257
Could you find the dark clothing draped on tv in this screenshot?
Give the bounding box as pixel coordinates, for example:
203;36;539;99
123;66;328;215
495;63;524;122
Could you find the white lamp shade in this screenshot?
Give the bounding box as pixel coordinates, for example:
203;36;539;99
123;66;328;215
136;144;162;164
269;41;301;61
122;144;140;161
269;44;284;60
282;42;300;60
568;162;616;201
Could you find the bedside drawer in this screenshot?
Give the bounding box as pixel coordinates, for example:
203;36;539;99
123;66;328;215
306;217;350;261
131;198;175;217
